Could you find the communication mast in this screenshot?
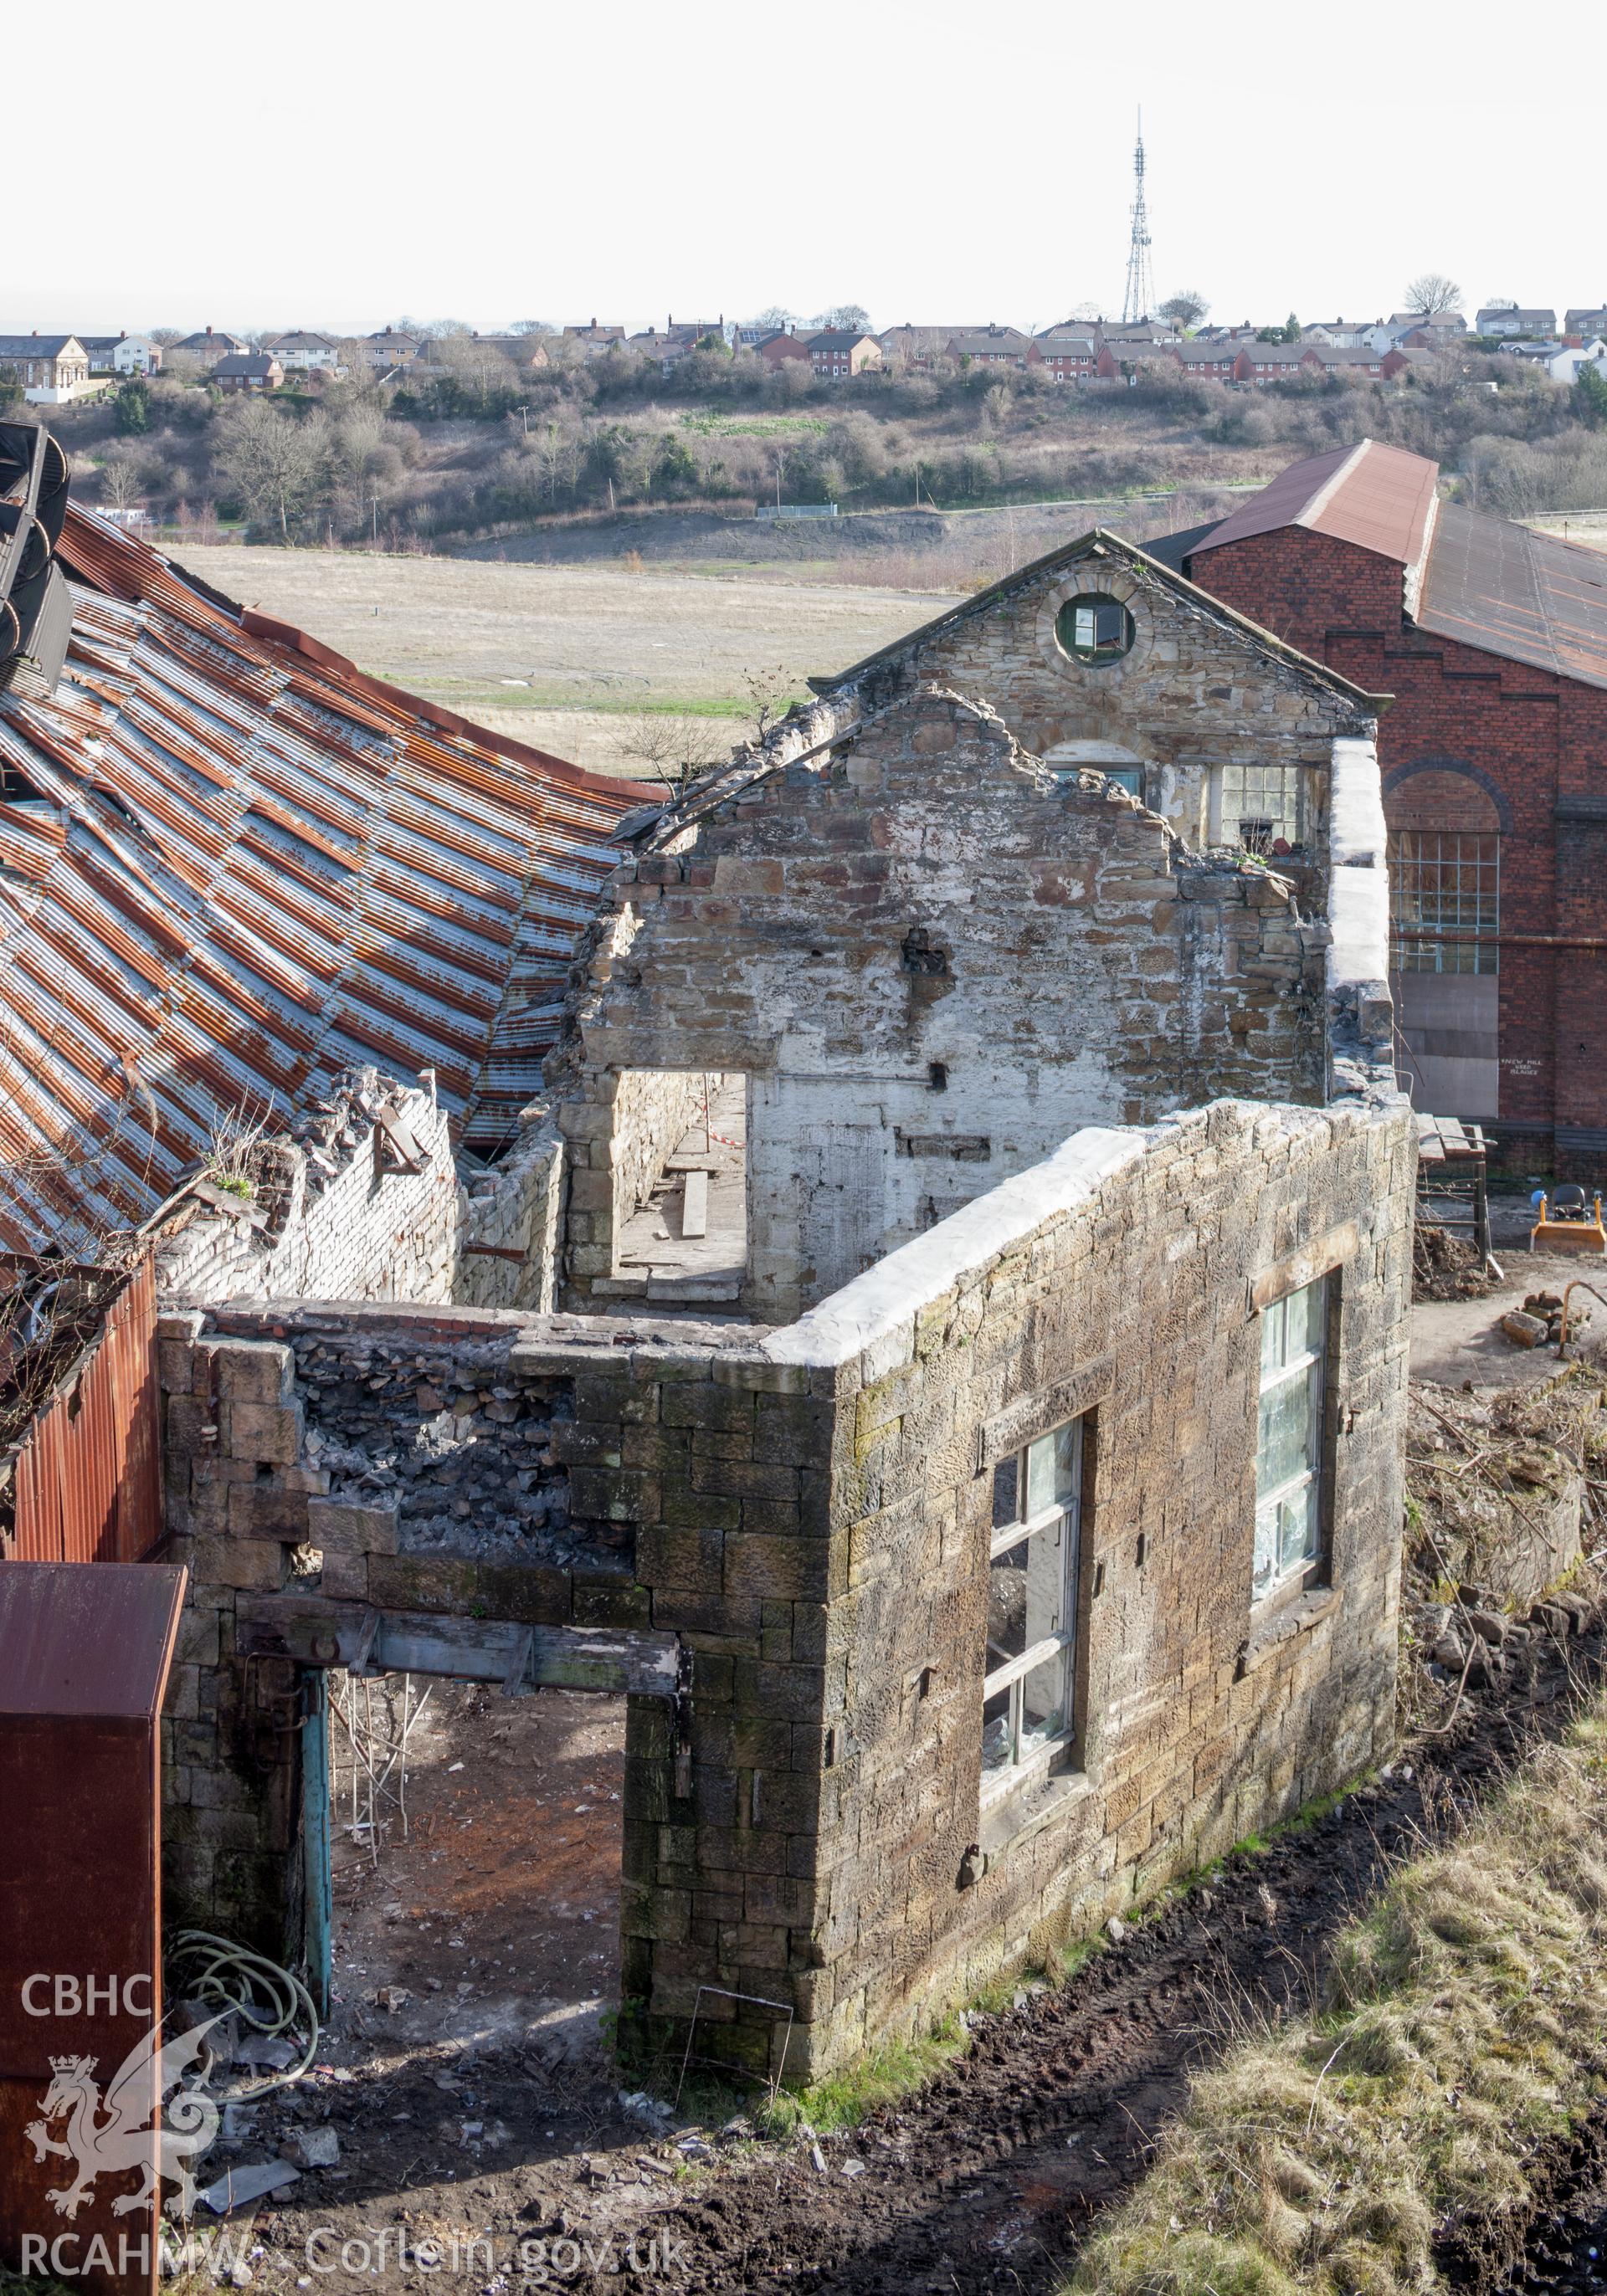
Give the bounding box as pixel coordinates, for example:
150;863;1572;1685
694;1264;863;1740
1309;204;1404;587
1122;109;1156;325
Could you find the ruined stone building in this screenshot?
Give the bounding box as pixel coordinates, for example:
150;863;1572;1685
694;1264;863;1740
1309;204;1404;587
1;435;1413;2083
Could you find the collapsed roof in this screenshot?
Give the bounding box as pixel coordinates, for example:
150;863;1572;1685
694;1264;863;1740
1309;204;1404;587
0;472;639;1251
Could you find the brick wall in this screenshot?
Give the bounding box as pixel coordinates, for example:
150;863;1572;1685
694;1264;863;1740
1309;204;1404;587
1189;526;1607;1175
157;1080;460;1305
557;687;1333;1323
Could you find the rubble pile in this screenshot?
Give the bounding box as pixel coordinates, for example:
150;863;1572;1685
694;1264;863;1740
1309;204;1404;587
1403;1371;1605;1715
1412;1220;1497;1304
293;1335;627;1566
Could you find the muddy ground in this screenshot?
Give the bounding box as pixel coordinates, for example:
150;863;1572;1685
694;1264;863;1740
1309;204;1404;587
206;1622;1604;2295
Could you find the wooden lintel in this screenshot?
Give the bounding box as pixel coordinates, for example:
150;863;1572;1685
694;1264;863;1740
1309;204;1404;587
235;1592;679;1699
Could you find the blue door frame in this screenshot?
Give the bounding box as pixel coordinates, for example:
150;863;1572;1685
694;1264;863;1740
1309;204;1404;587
301;1670;332;2016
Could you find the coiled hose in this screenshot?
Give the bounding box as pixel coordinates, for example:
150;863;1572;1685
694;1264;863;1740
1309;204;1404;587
166;1930;320;2099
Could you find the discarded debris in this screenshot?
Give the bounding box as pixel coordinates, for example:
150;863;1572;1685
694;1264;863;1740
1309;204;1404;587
197;2160;300;2214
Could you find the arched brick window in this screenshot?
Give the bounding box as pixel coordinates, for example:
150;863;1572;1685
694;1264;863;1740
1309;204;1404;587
1386;766;1502;976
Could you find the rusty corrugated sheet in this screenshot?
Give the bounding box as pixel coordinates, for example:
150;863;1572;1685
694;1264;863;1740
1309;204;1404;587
1418;500;1607;691
1191;438;1440;568
6;1251;162;1564
0;506;643;1247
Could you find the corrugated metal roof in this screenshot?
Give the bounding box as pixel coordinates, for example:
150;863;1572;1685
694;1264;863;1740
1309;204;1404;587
1190;438;1440;568
0;506;641;1248
1417;500;1607;691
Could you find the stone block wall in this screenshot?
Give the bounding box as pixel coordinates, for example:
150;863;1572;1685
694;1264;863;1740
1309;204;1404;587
156;1077;458;1307
458;1115;566;1312
827;541;1375;859
557;688;1331;1322
156;1086;1411;2084
771;1095;1413;2068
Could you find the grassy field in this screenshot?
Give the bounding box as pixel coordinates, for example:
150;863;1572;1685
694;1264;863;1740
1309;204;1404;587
171;544;947;771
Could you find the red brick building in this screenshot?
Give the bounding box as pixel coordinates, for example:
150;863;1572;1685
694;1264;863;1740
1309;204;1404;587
1152;438;1607;1178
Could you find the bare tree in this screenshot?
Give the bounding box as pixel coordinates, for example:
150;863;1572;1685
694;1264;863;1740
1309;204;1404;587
1159;289;1209;331
815;304;871;332
213;399;329;540
751;305;799;333
507;319;557;336
99;456;146;513
608;711;729;797
1405;272;1462;317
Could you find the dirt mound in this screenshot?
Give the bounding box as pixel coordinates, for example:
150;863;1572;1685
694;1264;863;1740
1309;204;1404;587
1414;1220;1498;1302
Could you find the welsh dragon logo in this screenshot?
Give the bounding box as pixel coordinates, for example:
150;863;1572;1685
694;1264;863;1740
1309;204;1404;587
23;2017;223;2221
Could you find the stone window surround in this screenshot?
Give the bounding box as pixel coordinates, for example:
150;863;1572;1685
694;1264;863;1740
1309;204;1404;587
1246;1220;1361;1626
981;1414;1085;1803
1033;561;1159;689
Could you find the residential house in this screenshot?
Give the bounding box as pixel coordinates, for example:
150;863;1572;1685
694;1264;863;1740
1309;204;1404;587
1034;331;1101;383
172;327;252;366
564;320;629;346
1239;342;1324;385
1564;306;1607;340
1365;311;1466;352
663;315;737;348
1171;344;1249;382
1302;320;1379;348
0;334;94;402
1156;435;1607;1176
1548;339;1607;385
807;330;881;381
1476;304;1557;338
945;325;1036;369
753;331;813;371
266;331;343;375
363;326;424;374
80;332;162;377
213;352;283;392
880;324;986;369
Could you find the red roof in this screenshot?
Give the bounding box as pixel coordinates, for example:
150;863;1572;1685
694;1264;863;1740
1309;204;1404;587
1191;438;1440;570
0;507;641;1248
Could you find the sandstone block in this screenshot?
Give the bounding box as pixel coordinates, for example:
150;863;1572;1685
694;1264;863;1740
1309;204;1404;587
306;1497;401;1555
213;1340;295;1406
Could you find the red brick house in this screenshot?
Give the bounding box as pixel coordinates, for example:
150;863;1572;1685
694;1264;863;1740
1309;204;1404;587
807;331;881;382
1152;439;1607;1177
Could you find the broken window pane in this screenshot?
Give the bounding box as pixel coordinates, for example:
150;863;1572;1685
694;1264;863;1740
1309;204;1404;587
1218;764;1305;853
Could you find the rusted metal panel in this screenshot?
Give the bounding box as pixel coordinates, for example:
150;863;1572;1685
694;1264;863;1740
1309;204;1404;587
1191;438;1439;569
1419;500;1607;691
0;1561;184;2296
3;1252;161;1565
0;503;644;1248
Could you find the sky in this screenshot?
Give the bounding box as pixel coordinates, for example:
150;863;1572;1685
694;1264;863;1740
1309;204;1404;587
24;0;1607;337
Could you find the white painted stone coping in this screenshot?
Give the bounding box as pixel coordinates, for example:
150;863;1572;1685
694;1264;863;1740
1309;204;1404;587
1326;735;1390;992
762;1126;1149;1381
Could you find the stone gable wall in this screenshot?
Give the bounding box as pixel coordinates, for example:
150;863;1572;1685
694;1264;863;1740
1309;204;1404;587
840;546;1370;858
559;689;1329;1321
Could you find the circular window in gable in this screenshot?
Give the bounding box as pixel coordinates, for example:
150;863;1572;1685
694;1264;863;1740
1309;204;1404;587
1055;592;1135;665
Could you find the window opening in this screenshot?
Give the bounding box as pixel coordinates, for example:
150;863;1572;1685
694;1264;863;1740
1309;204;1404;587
1253;1277;1327;1602
1055;593;1135;665
1388;829;1499;975
982;1417;1081;1790
1215;763;1306;855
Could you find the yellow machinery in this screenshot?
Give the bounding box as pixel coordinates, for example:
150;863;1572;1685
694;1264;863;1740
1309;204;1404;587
1529;1186;1607;1255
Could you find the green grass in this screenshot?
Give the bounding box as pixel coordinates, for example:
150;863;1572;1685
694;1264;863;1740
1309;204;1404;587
1064;1692;1607;2295
676;413;831;438
757;2016;970;2139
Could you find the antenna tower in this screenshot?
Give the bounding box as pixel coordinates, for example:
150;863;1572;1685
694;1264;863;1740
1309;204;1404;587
1122;109;1155;325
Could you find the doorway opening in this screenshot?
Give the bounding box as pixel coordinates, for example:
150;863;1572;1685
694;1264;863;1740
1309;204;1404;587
318;1672;627;2070
612;1070;748;1306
